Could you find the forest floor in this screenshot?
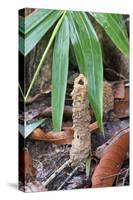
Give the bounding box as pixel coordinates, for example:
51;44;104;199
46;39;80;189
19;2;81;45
19;81;129;192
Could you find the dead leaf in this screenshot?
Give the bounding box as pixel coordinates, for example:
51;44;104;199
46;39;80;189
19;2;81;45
21;106;72;122
113;80;125;99
30;127;74;145
30;121;99;145
19;180;47;192
92;129;129;187
19;148;35;180
114;85;129;118
90;121;99;133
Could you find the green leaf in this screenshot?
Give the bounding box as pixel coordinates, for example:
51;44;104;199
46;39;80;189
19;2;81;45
19;118;45;138
24;11;67;102
113;14;128;37
86;157;91;176
19;9;52;35
90;13;129;57
52;16;69;131
68;11;103;129
19;10;63;55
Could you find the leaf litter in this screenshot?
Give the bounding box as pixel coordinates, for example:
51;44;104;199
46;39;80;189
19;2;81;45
19;76;129;191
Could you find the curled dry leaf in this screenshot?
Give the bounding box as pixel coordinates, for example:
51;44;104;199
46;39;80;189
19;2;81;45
92;129;129;188
70;74;91;166
30;127;74;145
30;121;99;145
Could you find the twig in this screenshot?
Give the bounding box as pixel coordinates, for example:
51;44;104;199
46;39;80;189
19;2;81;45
57;166;79;190
122;168;129;185
25;93;44;104
42;159;71;187
104;68;126;80
100;168;128;181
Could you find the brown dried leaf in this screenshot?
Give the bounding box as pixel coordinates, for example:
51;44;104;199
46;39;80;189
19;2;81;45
19;148;35;180
92;129;129;187
114;86;129;118
113;80;125;99
30;121;99;145
30;127;74;145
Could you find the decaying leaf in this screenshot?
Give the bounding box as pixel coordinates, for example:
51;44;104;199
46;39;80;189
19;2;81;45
114;83;129;118
19;148;35;181
92;129;129;187
66;175;87;190
94;127;129;159
70;74;91;166
30;121;99;144
113;80;125;99
19;180;47;192
30;127;74;144
20;106;72;122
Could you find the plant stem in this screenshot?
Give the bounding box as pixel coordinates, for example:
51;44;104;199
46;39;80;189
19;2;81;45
24;11;67;102
42;159;71;187
86;156;91;177
100;168;128;181
19;83;25;100
57;166;79;190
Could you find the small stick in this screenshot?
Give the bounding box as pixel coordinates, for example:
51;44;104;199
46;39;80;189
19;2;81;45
122;168;129;185
42;159;71;187
100;169;128;181
57;166;79;190
104;68;126;80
